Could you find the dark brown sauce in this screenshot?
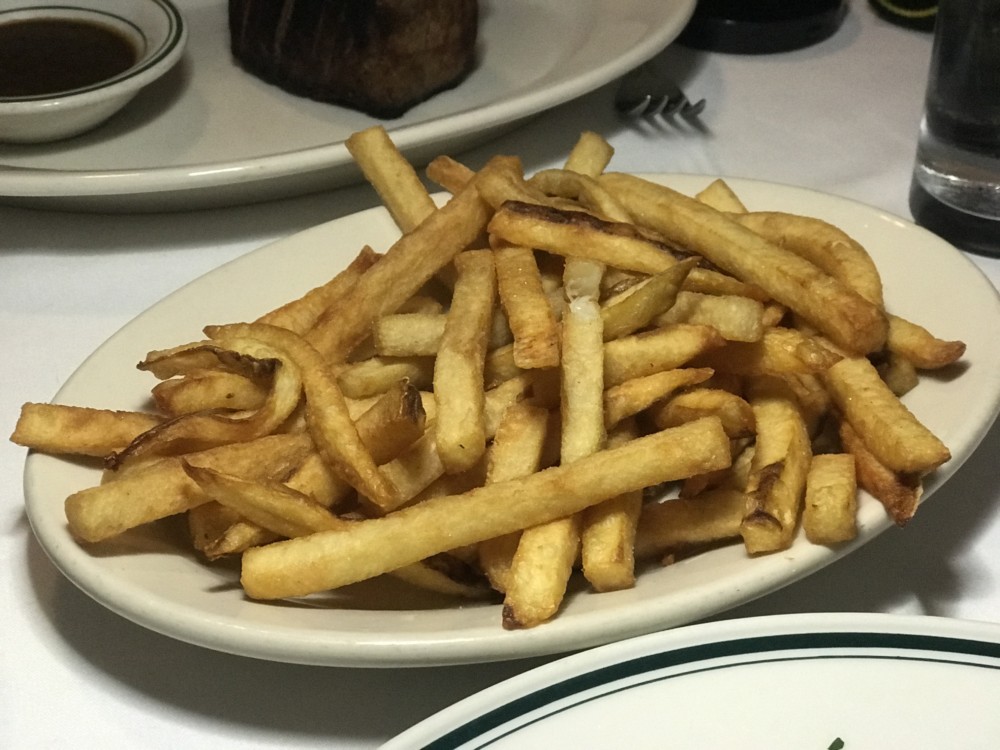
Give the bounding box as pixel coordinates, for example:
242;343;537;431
0;18;138;98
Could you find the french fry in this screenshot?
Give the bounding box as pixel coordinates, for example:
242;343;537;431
740;376;812;554
372;314;446;357
478;402;553;593
600;258;699;340
241;417;732;600
65;433;313;543
886;314;966;369
346;125;436;233
604;368;715;429
692;327;842;376
604;324;725;387
563;130;615;177
802;453;858;545
307;182;492;362
426;154;475;193
655;291;765;343
635;488;746;559
434;249;497;474
493;245;561;369
696;178;748;214
822;355;950;474
580;420;643;592
206;323;398;509
651;387;756;440
488;201;679;275
600;173;888;354
838;419;922;525
11;403;163;457
337;355;435;398
151;370;268;415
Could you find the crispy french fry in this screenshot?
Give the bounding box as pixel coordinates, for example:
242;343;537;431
308;182;491;362
740;376;812;554
604;324;725;386
479;402;553;593
563;130;615;177
802;453;857;545
151;370;268;416
604;368;714;429
693;327;842;376
886;314;966;369
651;387;756;440
434;249;497;473
11;403;163;457
65;433;313;543
337;355;435;398
207;323;398;508
822;355;950;474
601;258;699;341
839;419;922;525
347;126;436;233
241;417;732;600
493;245;561;369
635;488;746;559
655;291;765;343
696;178;748;213
372;313;446;357
600;173;888;354
426;154;475;193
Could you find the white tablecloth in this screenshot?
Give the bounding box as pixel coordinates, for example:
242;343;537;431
4;6;1000;748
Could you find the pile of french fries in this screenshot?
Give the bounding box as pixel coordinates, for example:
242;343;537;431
11;127;966;629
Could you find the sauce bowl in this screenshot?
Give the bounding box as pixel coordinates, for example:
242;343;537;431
0;0;186;144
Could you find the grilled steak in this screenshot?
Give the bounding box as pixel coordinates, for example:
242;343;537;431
228;0;479;118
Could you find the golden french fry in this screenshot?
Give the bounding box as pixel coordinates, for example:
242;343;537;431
604;324;725;387
604;368;714;429
886;314;966;369
741;376;812;554
635;488;746;559
426;154;475;193
693;327;842;376
528;169;631;222
802;453;857;545
600;173;888;354
563;130;615;177
732;211;884;309
822;354;950;474
839;419;922;525
188;502;279;560
65;433;313;543
11;403;163;457
151;370;268;416
307;182;491;362
503;257;605;629
207;323;398;508
372;313;446;357
651;387;756;440
601;258;699;341
473;155;554;210
337;355;435;398
241;417;732;600
493;245;561;369
696;178;748;213
488;200;679;275
655;291;765;343
580;421;642;593
878;351;920;397
434;249;497;474
479;401;553;593
346;125;436;233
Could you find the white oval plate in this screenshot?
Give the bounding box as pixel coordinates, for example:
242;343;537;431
23;175;1000;667
382;613;1000;748
0;0;696;212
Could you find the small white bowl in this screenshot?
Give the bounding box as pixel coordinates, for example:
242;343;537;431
0;0;187;144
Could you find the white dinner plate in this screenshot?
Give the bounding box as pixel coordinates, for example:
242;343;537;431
23;175;1000;667
0;0;696;212
381;613;1000;748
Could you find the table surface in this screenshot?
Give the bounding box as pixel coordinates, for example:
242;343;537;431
4;6;1000;749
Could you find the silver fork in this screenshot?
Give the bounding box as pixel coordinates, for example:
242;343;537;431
614;64;706;119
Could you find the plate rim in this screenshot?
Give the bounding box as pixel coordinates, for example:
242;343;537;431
22;173;1000;668
381;611;1000;749
0;0;697;206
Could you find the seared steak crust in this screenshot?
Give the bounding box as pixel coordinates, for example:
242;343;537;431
229;0;479;118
